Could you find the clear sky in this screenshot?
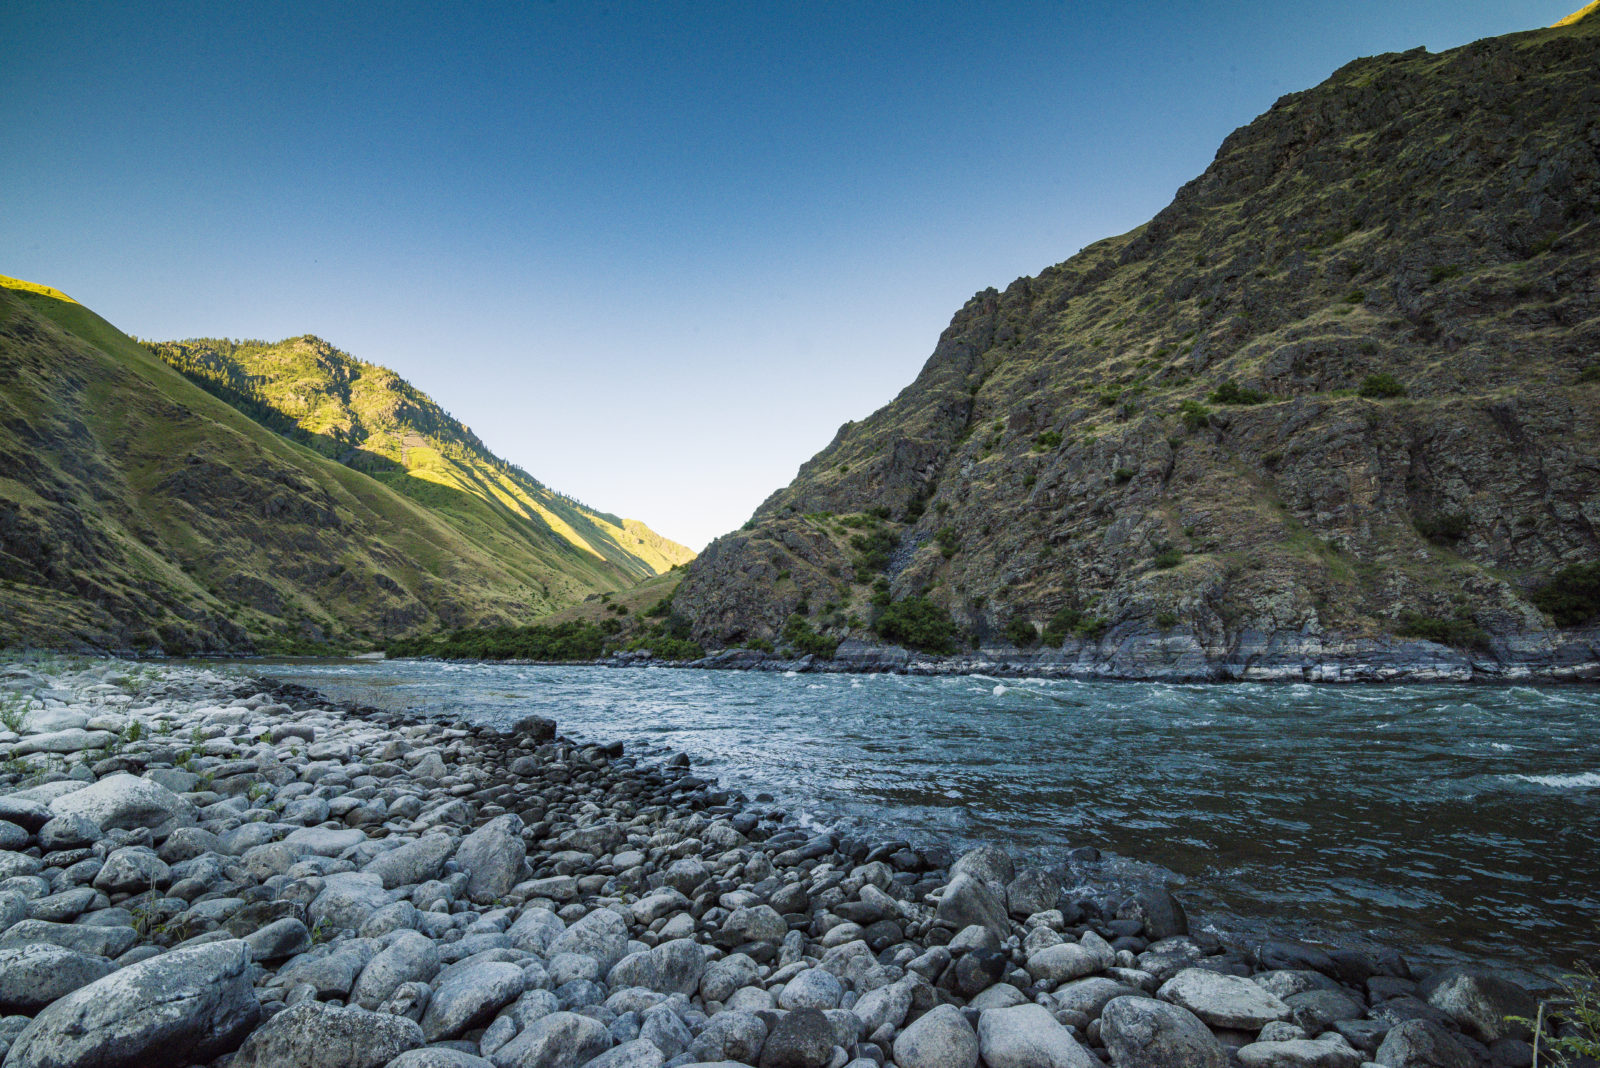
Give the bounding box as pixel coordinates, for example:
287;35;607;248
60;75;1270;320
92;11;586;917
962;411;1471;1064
3;1;1577;549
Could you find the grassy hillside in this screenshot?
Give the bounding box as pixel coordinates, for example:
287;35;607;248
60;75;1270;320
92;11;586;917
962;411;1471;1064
674;14;1600;672
0;279;685;653
145;335;692;580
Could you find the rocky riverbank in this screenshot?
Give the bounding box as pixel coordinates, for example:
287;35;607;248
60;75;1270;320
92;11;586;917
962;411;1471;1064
584;627;1600;683
0;658;1555;1068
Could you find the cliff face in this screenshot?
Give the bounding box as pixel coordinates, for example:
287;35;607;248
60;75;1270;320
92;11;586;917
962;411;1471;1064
674;15;1600;678
0;280;686;654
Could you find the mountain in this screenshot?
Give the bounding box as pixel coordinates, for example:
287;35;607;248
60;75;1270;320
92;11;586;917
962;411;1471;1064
0;277;690;654
673;12;1600;679
145;335;693;580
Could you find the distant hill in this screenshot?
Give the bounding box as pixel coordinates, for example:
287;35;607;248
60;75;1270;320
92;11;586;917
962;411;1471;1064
0;278;690;654
145;335;693;580
673;14;1600;678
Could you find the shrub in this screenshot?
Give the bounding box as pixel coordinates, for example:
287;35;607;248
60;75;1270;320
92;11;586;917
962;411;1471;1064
1577;366;1600;384
874;597;958;654
386;620;610;661
935;526;959;559
782;615;838;658
1531;562;1600;627
643;594;673;618
1152;548;1183;569
1415;513;1468;543
1396;611;1490;651
1359;372;1407;398
1429;264;1463;284
1034;430;1063;451
1178;400;1212;431
850;527;898;574
1155;611;1179;629
1004;617;1038;648
1208;380;1270;405
1343;290;1366;304
1041;606;1108;646
744;637;775;653
867;505;891;519
1113;468;1135;484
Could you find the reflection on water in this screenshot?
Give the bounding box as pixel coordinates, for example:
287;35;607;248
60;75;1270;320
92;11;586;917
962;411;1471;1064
233;659;1600;977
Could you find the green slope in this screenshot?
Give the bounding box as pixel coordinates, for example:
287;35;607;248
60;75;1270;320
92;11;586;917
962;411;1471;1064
674;14;1600;668
145;335;693;580
0;279;682;653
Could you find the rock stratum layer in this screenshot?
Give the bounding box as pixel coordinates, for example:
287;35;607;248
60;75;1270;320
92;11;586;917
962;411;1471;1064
0;279;689;654
675;14;1600;679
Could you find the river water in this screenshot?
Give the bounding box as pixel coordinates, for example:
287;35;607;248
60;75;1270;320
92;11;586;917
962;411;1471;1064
231;659;1600;979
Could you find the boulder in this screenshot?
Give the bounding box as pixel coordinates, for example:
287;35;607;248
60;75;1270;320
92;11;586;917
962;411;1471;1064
308;871;392;932
421;960;527;1041
492;1010;613;1068
230;1001;424;1068
456;814;526;904
48;773;197;838
1374;1019;1477;1068
1159;967;1293;1029
759;1007;836;1068
363;834;454;890
0;943;115;1014
893;1003;979;1068
352;931;441;1010
1236;1038;1364;1068
934;873;1010;940
4;939;258;1067
977;1003;1097;1068
1100;995;1228;1068
1419;967;1536;1042
547;908;631;974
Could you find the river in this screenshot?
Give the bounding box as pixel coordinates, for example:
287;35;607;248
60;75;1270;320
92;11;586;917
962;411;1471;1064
230;659;1600;981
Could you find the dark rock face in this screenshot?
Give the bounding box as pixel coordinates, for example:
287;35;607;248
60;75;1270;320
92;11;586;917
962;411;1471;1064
673;15;1600;681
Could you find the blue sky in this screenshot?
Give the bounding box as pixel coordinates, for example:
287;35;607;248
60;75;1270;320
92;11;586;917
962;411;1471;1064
3;1;1577;549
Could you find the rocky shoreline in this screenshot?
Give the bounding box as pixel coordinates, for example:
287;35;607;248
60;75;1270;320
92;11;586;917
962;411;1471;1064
560;628;1600;683
0;658;1556;1068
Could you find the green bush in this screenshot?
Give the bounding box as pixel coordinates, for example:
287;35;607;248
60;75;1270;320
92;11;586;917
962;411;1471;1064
1577;365;1600;384
1531;562;1600;626
1155;611;1179;629
1208;380;1270;405
1359;372;1407;398
1113;468;1135;484
1396;611;1490;651
1415;513;1468;543
850;526;898;574
782;615;839;658
874;597;958;654
1041;606;1108;646
1033;430;1063;451
935;526;959;559
1152;548;1183;569
1178;400;1212;431
1004;617;1038;648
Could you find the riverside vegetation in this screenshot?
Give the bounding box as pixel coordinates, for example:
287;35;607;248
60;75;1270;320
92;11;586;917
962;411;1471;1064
0;656;1587;1068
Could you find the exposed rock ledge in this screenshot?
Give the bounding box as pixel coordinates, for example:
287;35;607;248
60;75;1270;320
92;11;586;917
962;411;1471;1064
659;628;1600;682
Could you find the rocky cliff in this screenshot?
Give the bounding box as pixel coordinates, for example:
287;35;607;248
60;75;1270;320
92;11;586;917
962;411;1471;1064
674;13;1600;679
0;279;688;654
